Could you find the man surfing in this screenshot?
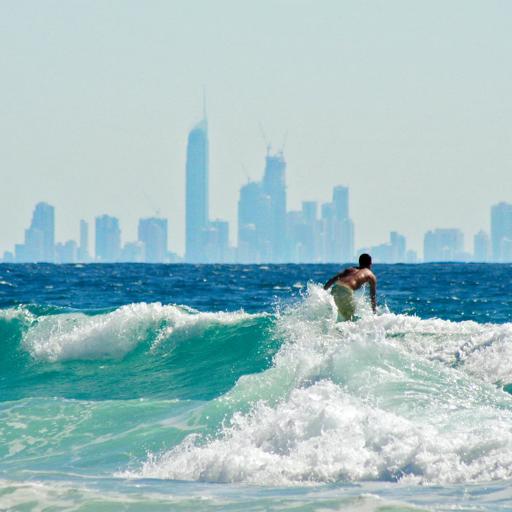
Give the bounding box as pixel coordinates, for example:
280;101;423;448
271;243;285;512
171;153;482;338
323;253;377;321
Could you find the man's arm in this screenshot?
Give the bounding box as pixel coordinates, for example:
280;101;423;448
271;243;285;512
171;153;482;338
323;273;341;290
368;274;377;313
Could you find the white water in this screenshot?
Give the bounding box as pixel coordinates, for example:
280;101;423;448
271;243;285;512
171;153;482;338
21;303;263;362
126;285;512;486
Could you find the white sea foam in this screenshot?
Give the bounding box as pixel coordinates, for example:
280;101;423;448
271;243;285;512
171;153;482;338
0;306;34;322
128;380;512;485
22;303;261;362
127;284;512;486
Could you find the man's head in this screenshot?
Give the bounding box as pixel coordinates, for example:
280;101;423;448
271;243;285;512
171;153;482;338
358;253;372;269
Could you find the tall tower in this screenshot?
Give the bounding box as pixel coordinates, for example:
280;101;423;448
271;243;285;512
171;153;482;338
78;219;90;262
331;186;353;263
185;116;209;262
491;202;512;262
95;214;121;262
26;202;55;262
262;151;286;262
138;217;168;263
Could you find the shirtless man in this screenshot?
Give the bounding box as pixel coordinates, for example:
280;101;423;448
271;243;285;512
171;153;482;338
323;253;377;320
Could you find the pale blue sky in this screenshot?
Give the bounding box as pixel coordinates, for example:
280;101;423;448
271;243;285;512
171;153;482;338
1;0;512;256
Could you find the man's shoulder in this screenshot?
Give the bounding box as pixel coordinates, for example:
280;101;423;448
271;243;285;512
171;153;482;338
361;268;377;281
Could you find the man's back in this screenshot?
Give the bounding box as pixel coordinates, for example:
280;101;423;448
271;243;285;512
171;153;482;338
323;254;377;316
336;267;376;292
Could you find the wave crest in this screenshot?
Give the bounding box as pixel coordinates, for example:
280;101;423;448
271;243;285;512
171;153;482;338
126;284;512;485
21;303;263;362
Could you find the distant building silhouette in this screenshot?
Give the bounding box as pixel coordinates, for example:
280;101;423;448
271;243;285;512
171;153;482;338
423;228;467;261
360;231;407;263
15;202;55;262
56;240;77;263
320;186;354;263
491;202;512;262
237;181;270;262
262;151;287;262
95;215;121;262
390;231;406;262
203;219;230;263
473;230;490;262
138;217;168;263
406;249;418;263
185;118;209;262
121;241;144;262
287;202;320;263
2;251;14;263
78;219;90;262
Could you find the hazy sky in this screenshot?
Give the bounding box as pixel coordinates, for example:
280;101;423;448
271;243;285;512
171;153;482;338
2;0;512;257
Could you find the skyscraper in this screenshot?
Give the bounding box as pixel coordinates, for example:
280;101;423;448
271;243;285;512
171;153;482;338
138;217;168;263
332;186;349;221
15;202;55;262
491;202;512;262
473;230;490;262
237;181;271;263
185;117;209;262
423;228;464;261
95;215;121;262
32;202;55;262
78;219;90;262
368;232;407;263
203;219;230;263
390;231;406;262
287;201;319;263
321;186;354;263
262;151;287;262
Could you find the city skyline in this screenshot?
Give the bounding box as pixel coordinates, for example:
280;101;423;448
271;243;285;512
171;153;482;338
4;109;512;263
4;164;512;263
2;2;512;258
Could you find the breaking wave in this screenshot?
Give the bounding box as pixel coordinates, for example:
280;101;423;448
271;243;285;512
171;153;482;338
3;285;512;486
121;285;512;485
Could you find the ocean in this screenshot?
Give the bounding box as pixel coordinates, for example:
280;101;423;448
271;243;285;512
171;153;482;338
1;263;512;511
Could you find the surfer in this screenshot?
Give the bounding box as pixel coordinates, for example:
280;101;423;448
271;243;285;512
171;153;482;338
323;253;377;320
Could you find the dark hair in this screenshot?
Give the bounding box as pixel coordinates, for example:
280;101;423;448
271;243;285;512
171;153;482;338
359;253;372;268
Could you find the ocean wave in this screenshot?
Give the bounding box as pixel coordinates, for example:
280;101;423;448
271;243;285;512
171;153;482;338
19;302;264;362
126;284;512;485
126;379;512;485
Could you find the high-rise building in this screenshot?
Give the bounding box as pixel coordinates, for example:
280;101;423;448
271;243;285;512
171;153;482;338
237;181;271;263
203;219;230;263
406;250;418;263
185;118;209;262
320;202;335;262
368;232;407;263
78;219;90;262
332;186;349;221
138;217;168;263
31;202;55;262
287;202;320;263
423;228;465;261
320;186;354;263
473;230;490;262
262;151;287;262
95;215;121;262
15;202;55;262
55;240;77;263
491;202;512;262
390;231;406;262
2;251;14;263
121;242;144;262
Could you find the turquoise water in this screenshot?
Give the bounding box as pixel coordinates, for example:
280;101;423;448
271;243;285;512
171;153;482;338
2;263;512;511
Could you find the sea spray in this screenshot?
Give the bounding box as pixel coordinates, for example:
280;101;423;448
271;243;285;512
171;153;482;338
21;303;264;362
125;284;512;485
0;303;276;402
3;264;512;511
